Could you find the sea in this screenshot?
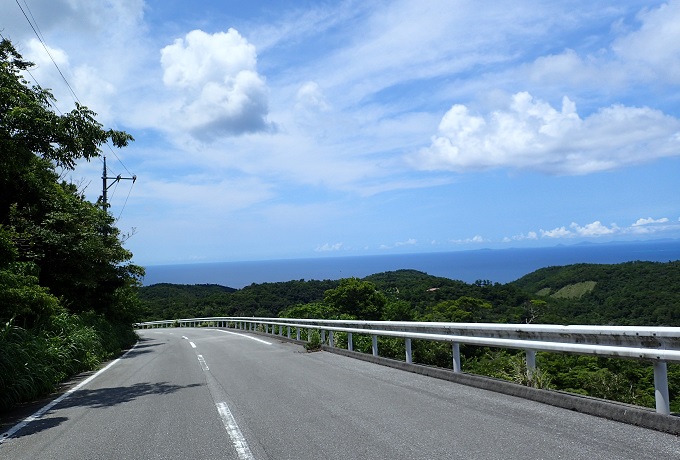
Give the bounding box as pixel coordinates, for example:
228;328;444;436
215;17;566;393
142;239;680;289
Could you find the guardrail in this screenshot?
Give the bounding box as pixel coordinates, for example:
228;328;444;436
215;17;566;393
135;317;680;415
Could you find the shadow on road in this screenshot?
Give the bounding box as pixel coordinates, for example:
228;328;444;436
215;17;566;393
57;382;203;410
8;417;69;439
6;381;204;438
120;337;164;359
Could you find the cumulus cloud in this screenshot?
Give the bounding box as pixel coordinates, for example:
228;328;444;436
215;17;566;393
315;242;343;252
379;238;417;250
503;231;538;243
411;92;680;175
632;217;670;226
540;221;619;239
452;235;486;244
160;29;272;139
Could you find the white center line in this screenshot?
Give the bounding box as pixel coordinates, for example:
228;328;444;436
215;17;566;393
216;402;255;460
197;354;209;371
189;341;197;348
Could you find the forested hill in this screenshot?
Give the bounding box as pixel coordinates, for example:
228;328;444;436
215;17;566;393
511;261;680;326
139;261;680;326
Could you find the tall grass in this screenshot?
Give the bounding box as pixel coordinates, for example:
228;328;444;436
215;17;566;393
0;312;137;413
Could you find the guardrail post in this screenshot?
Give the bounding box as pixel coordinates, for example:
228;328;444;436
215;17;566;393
348;332;353;352
372;335;378;357
405;338;412;364
654;361;671;415
329;331;334;347
296;328;301;341
526;350;536;371
287;326;291;339
452;343;461;373
321;330;326;344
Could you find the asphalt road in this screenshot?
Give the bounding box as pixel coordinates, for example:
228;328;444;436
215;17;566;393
2;328;679;459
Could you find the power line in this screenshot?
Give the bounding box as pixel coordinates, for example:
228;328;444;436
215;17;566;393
15;0;81;105
12;0;138;217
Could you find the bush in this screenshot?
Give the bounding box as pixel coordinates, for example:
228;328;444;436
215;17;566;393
305;330;321;352
0;313;137;413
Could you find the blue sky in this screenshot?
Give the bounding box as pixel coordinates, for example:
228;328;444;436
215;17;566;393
2;0;680;266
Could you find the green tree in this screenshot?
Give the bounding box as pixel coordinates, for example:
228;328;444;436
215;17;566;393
0;37;142;320
421;296;492;322
0;226;62;327
323;278;388;320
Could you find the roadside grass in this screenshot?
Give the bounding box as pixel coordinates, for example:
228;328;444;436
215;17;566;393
0;313;137;413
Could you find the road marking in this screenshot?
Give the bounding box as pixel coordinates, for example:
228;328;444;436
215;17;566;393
182;336;189;340
1;341;140;443
209;329;272;345
197;354;209;371
216;402;255;460
190;341;197;348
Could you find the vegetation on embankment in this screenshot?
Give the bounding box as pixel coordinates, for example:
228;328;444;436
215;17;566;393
1;38;142;414
139;261;680;412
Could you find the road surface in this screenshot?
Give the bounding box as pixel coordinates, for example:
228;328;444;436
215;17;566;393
2;328;679;459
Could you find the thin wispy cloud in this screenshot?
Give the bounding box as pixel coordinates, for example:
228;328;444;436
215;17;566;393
2;0;679;264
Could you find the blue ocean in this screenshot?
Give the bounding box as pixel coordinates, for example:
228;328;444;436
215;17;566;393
142;239;680;289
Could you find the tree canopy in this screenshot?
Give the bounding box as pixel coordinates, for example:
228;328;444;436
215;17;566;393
0;37;142;326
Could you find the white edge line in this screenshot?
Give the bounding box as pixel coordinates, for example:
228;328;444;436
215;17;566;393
0;341;141;443
207;329;272;345
216;402;255;460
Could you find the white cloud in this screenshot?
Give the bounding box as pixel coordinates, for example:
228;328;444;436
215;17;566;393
379;238;418;250
540;221;619;239
452;235;486;244
540;226;572;239
295;81;330;112
613;0;680;84
315;242;343;252
411;92;680;175
159;29;272;139
632;217;670;226
503;231;539;242
570;221;618;237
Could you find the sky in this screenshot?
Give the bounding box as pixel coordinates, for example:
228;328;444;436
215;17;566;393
2;0;680;266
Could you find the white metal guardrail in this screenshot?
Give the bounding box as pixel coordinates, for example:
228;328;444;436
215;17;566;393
135;317;680;415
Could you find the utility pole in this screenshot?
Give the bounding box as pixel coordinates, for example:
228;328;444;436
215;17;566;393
101;155;136;211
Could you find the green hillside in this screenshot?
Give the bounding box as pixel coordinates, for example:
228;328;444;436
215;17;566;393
511;261;680;326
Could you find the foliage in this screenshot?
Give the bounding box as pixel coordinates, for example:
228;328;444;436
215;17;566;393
512;261;680;325
305;329;322;352
0;38;142;413
138;280;336;320
420;296;492;322
0;313;137;412
323;277;387;320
